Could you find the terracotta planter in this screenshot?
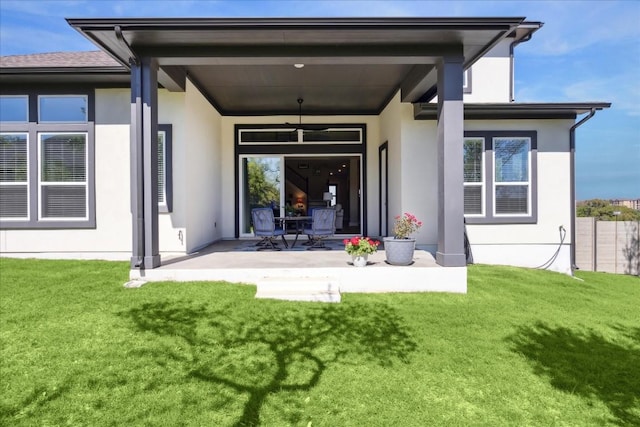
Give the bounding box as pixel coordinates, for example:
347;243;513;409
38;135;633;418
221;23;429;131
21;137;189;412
383;237;416;265
351;254;368;267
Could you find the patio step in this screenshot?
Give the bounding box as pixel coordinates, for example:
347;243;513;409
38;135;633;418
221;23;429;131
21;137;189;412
255;277;341;303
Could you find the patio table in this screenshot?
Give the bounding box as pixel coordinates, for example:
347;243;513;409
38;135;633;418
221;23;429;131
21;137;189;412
276;216;312;248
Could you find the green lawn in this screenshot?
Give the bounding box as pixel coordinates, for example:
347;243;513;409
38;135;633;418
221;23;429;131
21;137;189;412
1;259;638;426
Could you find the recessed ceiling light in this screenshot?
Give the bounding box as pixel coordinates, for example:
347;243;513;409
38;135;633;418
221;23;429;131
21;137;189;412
294;63;305;69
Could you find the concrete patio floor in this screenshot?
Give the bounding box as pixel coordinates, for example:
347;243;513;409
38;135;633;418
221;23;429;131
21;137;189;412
130;238;467;295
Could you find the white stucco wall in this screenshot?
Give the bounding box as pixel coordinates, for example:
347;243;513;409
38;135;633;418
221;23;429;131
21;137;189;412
183;79;222;252
379;91;403;237
464;40;511;103
0;88;132;259
378;92;439;247
158;90;186;253
464;119;574;273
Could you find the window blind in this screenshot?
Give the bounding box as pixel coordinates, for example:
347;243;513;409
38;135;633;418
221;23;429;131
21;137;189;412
40;133;87;219
0;133;28;218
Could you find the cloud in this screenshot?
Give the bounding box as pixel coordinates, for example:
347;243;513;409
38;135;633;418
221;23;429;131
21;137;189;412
516;1;640;56
563;74;640;117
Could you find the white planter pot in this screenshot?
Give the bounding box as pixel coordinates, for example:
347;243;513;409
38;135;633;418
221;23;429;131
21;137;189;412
383;237;416;265
351;254;368;267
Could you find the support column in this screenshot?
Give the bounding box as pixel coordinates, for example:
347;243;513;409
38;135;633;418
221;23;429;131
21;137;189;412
436;54;466;267
130;57;160;269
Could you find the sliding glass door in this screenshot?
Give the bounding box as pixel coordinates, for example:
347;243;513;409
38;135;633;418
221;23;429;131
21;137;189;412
240;156;283;235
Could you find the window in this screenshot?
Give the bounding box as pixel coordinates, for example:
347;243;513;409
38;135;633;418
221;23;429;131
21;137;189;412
0;96;28;122
0;90;95;229
0;133;29;219
157;124;172;213
238;126;363;144
39;133;87;219
494;137;530;215
38;95;88;123
463;131;537;224
463;138;484;215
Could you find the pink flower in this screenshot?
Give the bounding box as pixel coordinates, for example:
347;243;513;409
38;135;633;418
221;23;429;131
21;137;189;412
392;213;423;239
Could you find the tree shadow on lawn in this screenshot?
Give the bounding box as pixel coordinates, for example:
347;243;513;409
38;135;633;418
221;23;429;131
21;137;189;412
508;322;640;426
124;299;417;426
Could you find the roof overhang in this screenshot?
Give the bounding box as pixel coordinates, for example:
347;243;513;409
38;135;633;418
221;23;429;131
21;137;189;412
65;17;526;115
414;102;612;120
0;67;130;86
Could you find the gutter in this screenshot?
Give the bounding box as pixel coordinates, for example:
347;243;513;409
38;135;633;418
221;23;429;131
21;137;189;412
570;108;597;273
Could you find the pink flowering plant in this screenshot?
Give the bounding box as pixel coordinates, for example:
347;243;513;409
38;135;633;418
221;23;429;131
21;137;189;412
343;236;380;256
393;213;423;239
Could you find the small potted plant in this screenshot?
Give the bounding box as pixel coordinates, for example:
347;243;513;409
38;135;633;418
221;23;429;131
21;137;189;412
343;236;380;267
384;213;423;265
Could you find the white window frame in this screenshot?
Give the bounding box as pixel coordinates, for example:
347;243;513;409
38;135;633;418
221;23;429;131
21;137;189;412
492;137;531;217
38;132;89;221
463;137;485;217
0;132;30;220
38;95;88;124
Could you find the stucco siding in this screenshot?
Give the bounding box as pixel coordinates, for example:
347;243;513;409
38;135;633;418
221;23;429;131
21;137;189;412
378;91;403;237
0;88;132;259
464;40;511;103
183;79;222;252
399;106;439;247
464;119;574;273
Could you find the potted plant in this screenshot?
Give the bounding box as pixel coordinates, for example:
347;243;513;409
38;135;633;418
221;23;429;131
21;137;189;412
383;213;423;265
343;236;380;267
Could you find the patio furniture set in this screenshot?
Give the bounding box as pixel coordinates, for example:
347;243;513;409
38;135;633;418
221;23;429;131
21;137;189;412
251;207;337;251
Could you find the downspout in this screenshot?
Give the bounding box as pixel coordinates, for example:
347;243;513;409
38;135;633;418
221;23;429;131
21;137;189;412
570;108;597;273
115;25;139;66
509;34;533;102
116;26;144;268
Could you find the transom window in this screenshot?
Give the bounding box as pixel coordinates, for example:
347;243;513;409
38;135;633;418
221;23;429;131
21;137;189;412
0;96;29;122
239;127;363;144
463;131;537;224
38;95;88;123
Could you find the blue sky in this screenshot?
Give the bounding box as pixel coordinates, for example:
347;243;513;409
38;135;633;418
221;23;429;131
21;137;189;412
1;0;638;200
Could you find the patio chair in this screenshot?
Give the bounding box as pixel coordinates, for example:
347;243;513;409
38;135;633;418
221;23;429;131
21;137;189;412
303;208;336;250
251;207;288;250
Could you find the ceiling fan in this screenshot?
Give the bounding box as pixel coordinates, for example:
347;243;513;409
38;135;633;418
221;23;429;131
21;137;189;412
285;98;330;132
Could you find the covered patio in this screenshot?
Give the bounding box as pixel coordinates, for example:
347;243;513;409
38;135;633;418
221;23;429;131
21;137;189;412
63;18;536;295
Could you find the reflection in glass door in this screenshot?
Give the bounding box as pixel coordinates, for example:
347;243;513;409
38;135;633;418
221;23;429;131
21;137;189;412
240;156;282;235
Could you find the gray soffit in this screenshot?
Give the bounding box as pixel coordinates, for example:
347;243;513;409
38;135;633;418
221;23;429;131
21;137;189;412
66;17;526;115
414;102;612;120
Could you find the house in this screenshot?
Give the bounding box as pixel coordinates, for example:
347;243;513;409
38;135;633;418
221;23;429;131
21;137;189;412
610;199;640;211
0;17;609;278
